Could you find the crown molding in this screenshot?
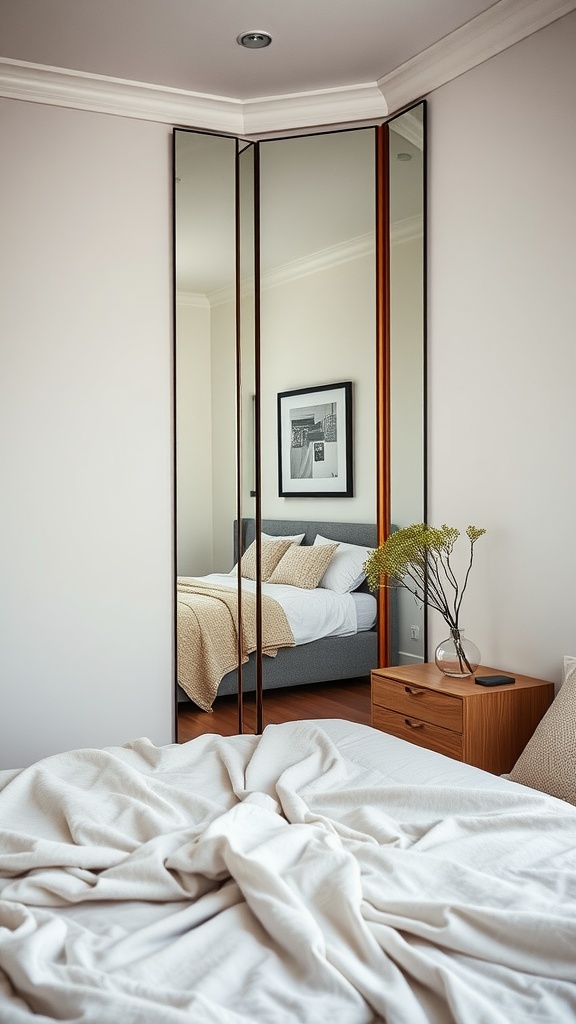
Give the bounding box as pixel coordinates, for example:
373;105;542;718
0;58;245;134
176;292;210;308
183;217;422;308
262;234;375;292
379;0;576;113
391;215;423;245
389;111;424;150
0;57;387;135
196;233;376;307
204;285;234;308
241;84;388;137
1;0;574;133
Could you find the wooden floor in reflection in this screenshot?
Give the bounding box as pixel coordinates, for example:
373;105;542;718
177;677;371;742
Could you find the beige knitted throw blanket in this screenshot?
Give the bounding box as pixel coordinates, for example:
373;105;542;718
177;578;295;710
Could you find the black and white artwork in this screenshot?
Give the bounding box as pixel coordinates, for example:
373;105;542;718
277;382;353;497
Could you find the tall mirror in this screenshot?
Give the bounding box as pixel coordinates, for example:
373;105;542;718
237;140;259;734
388;105;427;667
174;131;242;738
175;105;426;741
256;128;379;726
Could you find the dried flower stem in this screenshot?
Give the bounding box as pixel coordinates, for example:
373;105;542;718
364;523;486;662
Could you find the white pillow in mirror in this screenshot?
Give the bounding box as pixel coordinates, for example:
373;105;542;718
314;534;374;594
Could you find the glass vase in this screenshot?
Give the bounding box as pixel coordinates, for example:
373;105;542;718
435;628;480;678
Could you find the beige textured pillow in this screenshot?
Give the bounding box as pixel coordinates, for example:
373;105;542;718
240;538;294;582
506;659;576;805
267;543;339;589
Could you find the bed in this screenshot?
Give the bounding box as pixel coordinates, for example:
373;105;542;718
1;696;575;1023
177;519;385;707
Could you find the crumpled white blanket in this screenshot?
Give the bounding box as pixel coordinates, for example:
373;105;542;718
0;721;575;1024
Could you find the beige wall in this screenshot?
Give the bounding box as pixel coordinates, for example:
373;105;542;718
0;98;174;767
427;11;576;682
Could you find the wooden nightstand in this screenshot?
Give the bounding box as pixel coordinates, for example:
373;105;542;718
371;663;554;775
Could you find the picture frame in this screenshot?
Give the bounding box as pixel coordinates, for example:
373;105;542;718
277;381;353;497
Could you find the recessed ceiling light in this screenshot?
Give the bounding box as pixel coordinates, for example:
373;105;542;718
237;31;272;49
397;152;412;162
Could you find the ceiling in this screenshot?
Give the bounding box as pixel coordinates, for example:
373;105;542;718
1;0;574;136
0;0;502;100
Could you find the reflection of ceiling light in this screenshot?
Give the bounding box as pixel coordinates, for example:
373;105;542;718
397;152;412;161
237;31;272;48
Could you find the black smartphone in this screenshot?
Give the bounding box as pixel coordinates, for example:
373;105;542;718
475;674;515;686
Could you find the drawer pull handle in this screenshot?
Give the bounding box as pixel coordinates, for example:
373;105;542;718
405;686;424;696
404;718;424;729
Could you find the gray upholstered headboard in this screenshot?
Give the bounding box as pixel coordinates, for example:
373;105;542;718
235;518;377;557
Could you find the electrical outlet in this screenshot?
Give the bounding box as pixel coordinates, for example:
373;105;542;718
410;625;420;640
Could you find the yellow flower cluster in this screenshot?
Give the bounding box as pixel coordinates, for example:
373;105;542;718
364;522;486;630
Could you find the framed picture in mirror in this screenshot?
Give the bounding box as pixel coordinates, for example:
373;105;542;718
277;381;353;497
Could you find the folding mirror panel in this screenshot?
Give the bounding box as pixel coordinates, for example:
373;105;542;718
174;105;426;738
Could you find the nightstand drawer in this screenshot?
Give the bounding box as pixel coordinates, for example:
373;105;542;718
371;664;554;774
372;706;464;760
372;677;463;731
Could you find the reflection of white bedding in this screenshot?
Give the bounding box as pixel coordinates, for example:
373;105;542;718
1;721;575;1024
351;590;377;631
198;573;358;645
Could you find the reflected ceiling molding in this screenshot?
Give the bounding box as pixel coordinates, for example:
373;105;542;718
176;292;210;308
204;233;376;308
379;0;576;113
391;215;423;245
206;284;235;308
390;112;423;151
262;234;375;290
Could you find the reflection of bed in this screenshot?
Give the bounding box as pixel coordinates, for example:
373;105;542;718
2;717;575;1022
177;519;380;705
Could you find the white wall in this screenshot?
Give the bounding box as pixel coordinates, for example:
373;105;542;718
261;253;376;524
427;11;576;683
0;98;174;767
203;252;378;575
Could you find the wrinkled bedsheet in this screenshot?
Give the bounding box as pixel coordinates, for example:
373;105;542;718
0;721;575;1023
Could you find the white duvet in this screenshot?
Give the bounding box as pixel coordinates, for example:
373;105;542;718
1;721;576;1023
199;572;358;644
